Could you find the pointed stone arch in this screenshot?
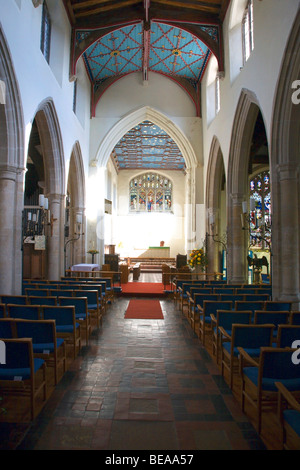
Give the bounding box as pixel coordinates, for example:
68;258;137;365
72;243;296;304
227;89;261;283
65;141;86;271
271;9;300;305
34;99;65;197
33;99;65;279
93;105;199;258
94;105;198;170
0;26;25;294
206;136;226;275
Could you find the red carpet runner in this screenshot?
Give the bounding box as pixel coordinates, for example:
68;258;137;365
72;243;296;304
121;282;172;297
124;299;164;319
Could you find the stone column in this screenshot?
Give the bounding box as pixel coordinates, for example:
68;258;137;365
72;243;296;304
227;193;248;284
206;210;219;275
72;207;85;265
273;163;300;306
0;165;24;294
47;193;64;280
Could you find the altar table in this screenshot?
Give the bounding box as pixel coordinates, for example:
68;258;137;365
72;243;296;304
71;264;100;272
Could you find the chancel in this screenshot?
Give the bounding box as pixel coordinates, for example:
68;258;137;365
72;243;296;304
0;0;299;452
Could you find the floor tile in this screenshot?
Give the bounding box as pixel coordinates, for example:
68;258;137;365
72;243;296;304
3;293;267;451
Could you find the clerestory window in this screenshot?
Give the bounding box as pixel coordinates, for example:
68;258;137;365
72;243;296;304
242;0;254;64
40;2;51;63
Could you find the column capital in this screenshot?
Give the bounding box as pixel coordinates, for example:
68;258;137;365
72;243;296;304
0;164;25;181
229;192;245;206
276;162;299;181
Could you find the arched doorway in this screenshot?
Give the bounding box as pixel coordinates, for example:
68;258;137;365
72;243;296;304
23;101;65;280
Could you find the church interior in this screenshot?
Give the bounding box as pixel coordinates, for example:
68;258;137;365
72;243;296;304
0;0;300;452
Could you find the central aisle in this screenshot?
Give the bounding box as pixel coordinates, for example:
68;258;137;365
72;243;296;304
17;293;266;451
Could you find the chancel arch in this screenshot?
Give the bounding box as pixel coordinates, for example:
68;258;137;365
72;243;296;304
93;106;200;261
94;106;198;171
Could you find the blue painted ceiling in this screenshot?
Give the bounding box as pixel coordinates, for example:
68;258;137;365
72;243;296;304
64;0;229;172
82;22;213;89
112;120;186;172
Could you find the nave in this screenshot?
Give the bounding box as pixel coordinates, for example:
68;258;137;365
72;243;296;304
0;274;276;451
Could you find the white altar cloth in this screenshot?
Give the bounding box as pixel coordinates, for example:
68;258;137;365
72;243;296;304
71;264;100;272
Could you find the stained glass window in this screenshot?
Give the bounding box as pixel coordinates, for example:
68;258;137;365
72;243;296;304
129;173;172;212
249;170;271;249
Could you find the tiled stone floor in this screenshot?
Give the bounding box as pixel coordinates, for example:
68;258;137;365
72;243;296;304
9;295;266;451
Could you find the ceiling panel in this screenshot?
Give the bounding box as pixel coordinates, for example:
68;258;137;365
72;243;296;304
63;0;230;171
112;120;186;172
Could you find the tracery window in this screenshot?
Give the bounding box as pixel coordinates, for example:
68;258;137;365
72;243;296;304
249;170;271;249
242;0;254;64
129;173;172;212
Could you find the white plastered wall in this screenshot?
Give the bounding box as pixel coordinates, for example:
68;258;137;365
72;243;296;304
116;169;187;259
0;0;91;185
201;0;300;190
89;73;205;258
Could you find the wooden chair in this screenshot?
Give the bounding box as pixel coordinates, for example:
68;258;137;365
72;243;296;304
87;280;110;309
276;325;300;348
210;310;252;363
254;310;290;340
6;304;41;320
0;304;6;318
219;294;245;303
88;278;113;303
198;300;232;346
49;289;74;298
79;284;106;316
290;312;300;325
25;289;50;297
42;305;81;359
0;318;15;338
235;300;265;318
190;294;219;332
1;295;28;305
238;347;300;434
58;297;91;345
0;338;47;421
28;296;57;306
213;287;236;295
14;319;66;386
220;324;274;389
73;289;103;329
276;382;300;450
243;294;270;302
264;301;292;311
178;283;195;312
186;287;212;319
